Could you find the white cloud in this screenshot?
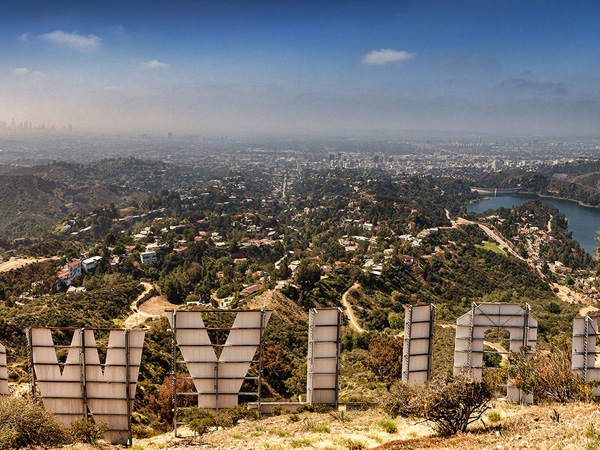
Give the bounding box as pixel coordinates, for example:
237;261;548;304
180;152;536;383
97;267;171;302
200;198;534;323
140;59;170;69
19;33;30;42
12;67;29;75
361;49;415;65
40;30;101;52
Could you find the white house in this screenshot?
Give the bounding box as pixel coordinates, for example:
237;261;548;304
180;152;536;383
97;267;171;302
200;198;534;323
82;256;102;271
140;251;157;264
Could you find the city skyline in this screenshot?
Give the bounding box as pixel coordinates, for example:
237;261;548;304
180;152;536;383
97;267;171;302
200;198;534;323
1;0;599;137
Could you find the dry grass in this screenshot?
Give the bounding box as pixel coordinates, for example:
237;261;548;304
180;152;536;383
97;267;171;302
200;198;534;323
69;402;600;449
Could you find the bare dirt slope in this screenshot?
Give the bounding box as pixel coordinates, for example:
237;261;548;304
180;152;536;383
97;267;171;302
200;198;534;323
0;256;57;273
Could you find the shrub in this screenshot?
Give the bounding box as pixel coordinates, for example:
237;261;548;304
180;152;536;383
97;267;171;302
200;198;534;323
343;438;366;450
296;404;314;414
487;411;502;423
183;405;258;436
384;373;492;436
221;404;259;425
288;414;300;423
183;408;217;437
312;402;333;413
271;405;290;416
383;380;420;418
0;396;65;450
506;344;593;403
377;419;397;433
68;418;107;445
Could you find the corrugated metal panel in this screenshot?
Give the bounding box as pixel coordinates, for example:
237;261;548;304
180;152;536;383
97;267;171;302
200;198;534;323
0;343;8;395
453;303;537;404
572;316;600;396
402;304;435;384
167;310;271;410
307;308;342;405
28;328;145;445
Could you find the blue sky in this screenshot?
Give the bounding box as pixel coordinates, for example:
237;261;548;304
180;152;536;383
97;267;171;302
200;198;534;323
1;0;599;136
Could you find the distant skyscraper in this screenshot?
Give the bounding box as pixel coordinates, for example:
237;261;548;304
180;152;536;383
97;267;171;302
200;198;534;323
167;132;173;140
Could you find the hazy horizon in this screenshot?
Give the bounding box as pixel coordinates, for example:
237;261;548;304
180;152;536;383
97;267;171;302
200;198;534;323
1;1;599;138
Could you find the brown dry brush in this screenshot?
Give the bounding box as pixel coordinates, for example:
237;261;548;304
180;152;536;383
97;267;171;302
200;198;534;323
384;372;492;436
506;343;593;403
0;396;66;450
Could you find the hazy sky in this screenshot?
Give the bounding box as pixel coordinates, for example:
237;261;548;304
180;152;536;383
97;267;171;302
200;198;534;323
1;0;599;137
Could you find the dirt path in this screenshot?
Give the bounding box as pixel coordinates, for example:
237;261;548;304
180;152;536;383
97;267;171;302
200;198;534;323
550;282;592;307
341;282;365;333
124;282;161;328
579;305;600;316
0;256;58;272
483;341;509;361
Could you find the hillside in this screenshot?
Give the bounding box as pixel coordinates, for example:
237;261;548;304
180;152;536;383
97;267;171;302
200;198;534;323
0;172;145;240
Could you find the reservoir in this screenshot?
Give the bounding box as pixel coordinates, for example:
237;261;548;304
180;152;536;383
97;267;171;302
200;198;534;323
466;194;600;256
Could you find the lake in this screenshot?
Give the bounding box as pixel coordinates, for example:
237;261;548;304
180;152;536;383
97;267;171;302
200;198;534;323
466;194;600;256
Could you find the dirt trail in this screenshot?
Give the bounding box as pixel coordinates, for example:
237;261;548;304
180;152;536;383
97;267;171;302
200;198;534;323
483;341;509;361
341;282;365;333
579;305;600;316
124;282;165;328
550;282;594;308
0;256;58;272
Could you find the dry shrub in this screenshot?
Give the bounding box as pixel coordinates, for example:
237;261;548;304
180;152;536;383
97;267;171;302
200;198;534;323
0;396;65;450
68;417;107;445
384;372;492;436
507;344;593;403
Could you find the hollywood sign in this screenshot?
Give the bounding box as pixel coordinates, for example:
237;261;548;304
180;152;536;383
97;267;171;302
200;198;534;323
0;303;595;444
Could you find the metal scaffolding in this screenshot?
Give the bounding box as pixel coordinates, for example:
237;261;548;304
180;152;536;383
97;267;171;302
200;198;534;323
572;315;600;395
307;307;343;406
26;327;145;446
0;343;7;395
402;303;436;384
167;309;271;436
453;302;537;403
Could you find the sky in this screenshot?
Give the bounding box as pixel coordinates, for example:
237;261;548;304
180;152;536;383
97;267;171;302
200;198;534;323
1;0;600;137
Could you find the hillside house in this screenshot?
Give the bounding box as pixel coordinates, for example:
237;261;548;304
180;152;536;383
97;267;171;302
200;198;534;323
82;256;102;271
140;251;157;264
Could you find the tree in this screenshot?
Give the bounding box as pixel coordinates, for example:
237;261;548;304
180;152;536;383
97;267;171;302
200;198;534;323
365;335;403;384
262;345;294;396
295;260;321;290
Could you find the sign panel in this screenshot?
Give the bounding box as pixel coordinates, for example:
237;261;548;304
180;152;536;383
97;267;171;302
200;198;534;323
28;328;145;445
307;308;342;405
402;304;435;384
167;310;271;410
0;344;7;395
572;316;600;396
453;303;537;403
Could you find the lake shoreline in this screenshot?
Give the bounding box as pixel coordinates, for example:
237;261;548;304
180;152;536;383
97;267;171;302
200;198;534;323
466;193;600;256
469;191;600;209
